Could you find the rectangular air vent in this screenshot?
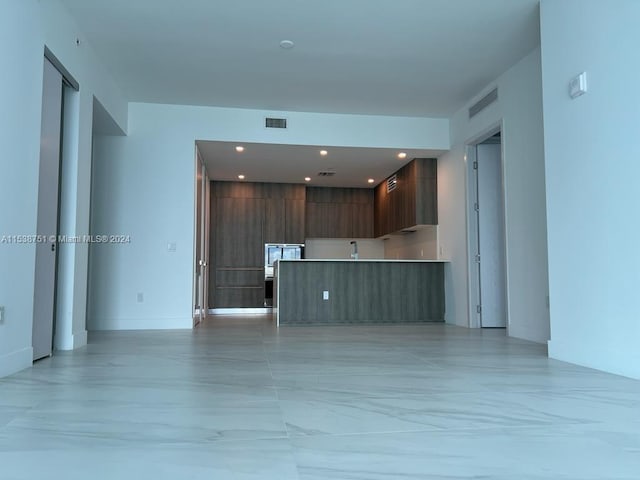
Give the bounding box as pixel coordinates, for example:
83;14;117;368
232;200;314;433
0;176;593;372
317;171;336;177
265;117;287;129
387;174;397;193
469;88;498;119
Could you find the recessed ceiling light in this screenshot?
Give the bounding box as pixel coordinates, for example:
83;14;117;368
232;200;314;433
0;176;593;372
398;152;407;159
368;178;375;184
320;150;328;156
238;174;245;180
235;146;244;153
279;40;294;49
304;177;311;182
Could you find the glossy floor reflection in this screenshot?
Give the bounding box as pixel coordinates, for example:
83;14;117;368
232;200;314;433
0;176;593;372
1;316;638;479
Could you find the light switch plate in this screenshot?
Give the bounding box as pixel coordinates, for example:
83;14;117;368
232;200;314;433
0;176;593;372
323;291;329;300
167;242;177;252
0;306;4;324
569;72;588;99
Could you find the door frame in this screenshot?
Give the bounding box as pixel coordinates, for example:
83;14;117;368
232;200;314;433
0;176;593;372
464;120;511;330
192;146;210;327
32;57;64;360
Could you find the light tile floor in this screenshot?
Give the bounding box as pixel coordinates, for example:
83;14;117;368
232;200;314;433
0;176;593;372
1;316;639;479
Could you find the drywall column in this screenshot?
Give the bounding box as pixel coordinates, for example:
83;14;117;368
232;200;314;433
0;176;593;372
541;0;640;378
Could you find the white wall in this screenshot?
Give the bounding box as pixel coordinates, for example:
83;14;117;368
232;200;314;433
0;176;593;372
89;103;449;330
383;227;439;260
438;47;550;344
540;0;640;379
305;239;385;260
0;0;127;377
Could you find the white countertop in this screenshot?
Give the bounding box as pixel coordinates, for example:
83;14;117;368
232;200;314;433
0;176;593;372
276;259;450;263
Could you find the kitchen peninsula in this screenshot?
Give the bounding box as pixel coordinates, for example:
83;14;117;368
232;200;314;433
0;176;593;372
273;259;447;325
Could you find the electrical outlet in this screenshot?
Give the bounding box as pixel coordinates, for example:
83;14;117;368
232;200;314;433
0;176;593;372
0;306;4;324
137;292;144;303
322;291;329;300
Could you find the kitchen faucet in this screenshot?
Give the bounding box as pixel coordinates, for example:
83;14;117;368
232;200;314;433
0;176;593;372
350;240;359;260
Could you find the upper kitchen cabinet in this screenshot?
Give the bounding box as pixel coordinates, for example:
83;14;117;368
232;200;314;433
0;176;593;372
374;158;437;237
305;187;374;239
284;198;305;244
263;184;306;244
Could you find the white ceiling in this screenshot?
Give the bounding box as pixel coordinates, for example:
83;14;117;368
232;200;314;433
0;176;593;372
61;0;540;117
66;1;537;186
197;141;445;188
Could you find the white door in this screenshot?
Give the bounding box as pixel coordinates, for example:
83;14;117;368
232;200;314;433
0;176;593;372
201;173;210;320
194;152;203;324
193;150;209;325
32;58;63;360
476;143;507;328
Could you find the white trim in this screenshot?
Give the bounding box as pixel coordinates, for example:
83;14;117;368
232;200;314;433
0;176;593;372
90;317;193;330
464;120;511;331
548;340;640;380
55;329;88;350
0;347;33;378
208;308;272;315
73;329;87;348
192;145;201;328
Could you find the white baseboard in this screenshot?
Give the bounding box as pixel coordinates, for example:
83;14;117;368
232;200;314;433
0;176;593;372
73;330;87;348
208;308;273;315
548;339;640;380
89;317;193;331
0;347;33;378
54;329;88;351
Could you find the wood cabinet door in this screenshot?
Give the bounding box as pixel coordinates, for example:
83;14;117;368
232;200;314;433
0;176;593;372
285;199;305;243
214;197;264;268
305;202;353;238
351;203;374;238
416;159;438;225
264;198;285;244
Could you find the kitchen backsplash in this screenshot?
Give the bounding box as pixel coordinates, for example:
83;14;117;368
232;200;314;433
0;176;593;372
383;226;439;260
305;238;385;259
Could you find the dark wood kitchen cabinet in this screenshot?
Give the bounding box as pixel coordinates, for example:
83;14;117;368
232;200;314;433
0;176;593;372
305;187;374;238
374;158;437;237
212;197;265;307
264;198;285;244
284;199;305;244
264;197;306;244
210;181;306;308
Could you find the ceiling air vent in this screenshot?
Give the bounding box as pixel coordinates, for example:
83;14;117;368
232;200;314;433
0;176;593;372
317;171;336;177
387;174;398;193
469;88;498;119
265;117;287;129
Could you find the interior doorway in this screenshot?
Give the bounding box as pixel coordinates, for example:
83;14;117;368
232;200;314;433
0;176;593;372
467;129;508;329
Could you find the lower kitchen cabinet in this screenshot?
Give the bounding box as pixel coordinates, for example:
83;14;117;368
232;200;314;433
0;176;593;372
215;287;264;308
